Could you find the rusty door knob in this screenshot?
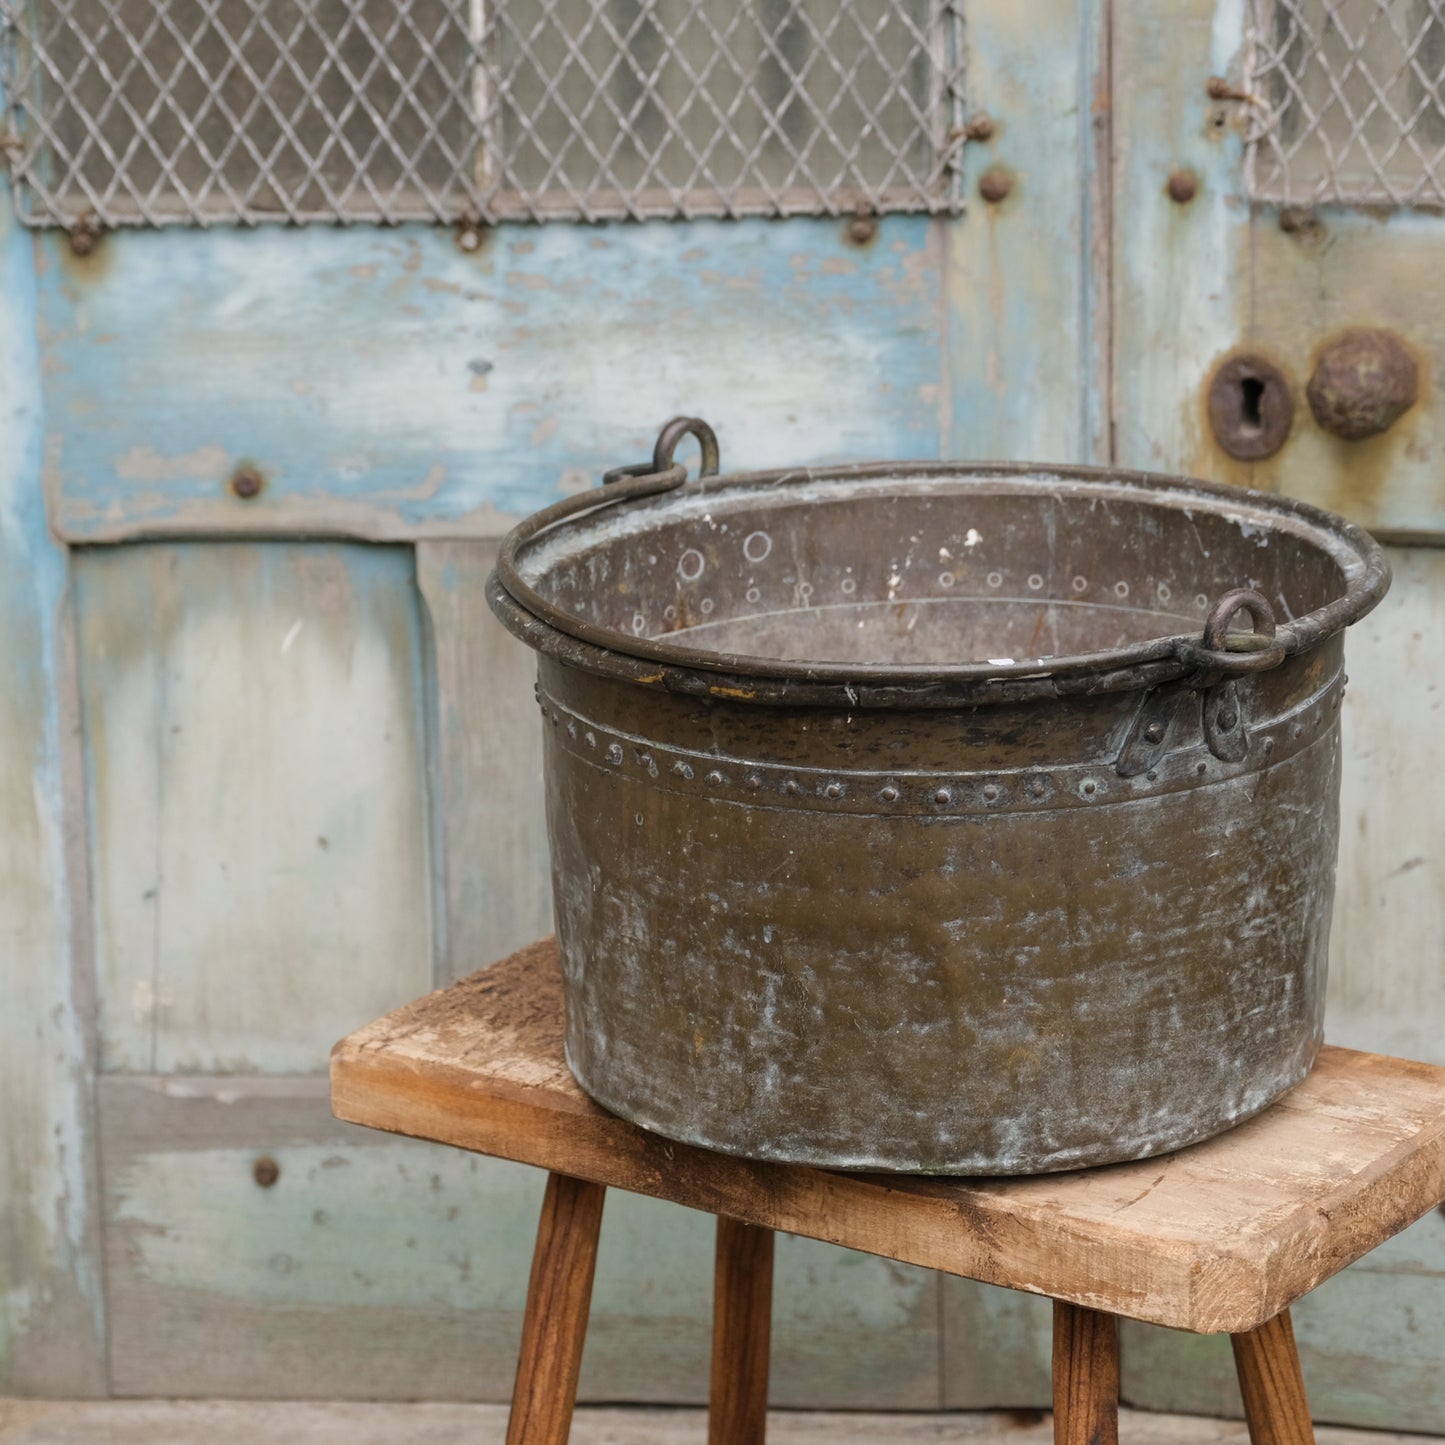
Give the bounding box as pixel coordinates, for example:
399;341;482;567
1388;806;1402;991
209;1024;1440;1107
1208;354;1295;461
1307;329;1419;442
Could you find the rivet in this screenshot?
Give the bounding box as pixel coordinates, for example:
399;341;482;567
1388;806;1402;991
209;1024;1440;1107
746;772;762;790
824;782;843;799
982;784;1001;802
1027;777;1048;798
964;112;996;142
783;779;801;796
879;785;900;803
606;743;624;765
584;731;597;748
934;787;952;805
229;465;265;500
705;769;725;787
68;214;102;256
673;760;694;780
1166;169;1199;204
1079;778;1099;798
1197;762;1208;775
845;211;877;246
456;212;486;253
1144;721;1165;744
1146;769;1159;782
979;167;1012;204
253;1156;280;1189
1217;709;1238;731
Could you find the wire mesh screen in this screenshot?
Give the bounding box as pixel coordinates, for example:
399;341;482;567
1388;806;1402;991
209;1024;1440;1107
0;0;965;229
1245;0;1445;205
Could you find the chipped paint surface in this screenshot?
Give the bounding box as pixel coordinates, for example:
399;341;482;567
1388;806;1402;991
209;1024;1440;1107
40;219;946;542
74;544;434;1074
99;1076;940;1405
0;196;106;1392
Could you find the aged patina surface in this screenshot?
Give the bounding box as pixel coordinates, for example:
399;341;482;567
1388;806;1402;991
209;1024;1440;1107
491;423;1387;1174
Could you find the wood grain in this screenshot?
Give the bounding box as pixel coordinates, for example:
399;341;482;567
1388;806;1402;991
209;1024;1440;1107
506;1173;606;1445
0;186;107;1396
709;1219;774;1445
75;542;433;1073
39;220;947;545
1052;1302;1119;1445
330;940;1445;1335
1231;1310;1315;1445
416;540;553;983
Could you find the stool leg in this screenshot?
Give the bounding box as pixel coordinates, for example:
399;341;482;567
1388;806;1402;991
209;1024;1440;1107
1052;1300;1119;1445
708;1216;774;1445
1231;1308;1316;1445
506;1172;607;1445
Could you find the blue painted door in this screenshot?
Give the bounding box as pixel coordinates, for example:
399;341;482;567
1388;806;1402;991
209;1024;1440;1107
4;0;1437;1427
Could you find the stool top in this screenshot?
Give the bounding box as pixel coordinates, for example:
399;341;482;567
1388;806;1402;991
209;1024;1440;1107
330;939;1445;1334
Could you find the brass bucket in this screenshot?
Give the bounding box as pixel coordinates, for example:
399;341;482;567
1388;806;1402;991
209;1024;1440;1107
489;418;1390;1174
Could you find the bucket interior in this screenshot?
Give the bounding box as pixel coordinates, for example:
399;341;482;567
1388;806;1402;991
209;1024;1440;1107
517;471;1358;669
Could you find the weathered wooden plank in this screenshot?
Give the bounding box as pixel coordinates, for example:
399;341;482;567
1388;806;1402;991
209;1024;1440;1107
1250;214;1445;543
100;1075;939;1406
943;0;1103;465
1326;548;1445;1064
416;541;552;983
1111;0;1253;485
0;197;107;1392
40;218;946;544
75;543;433;1073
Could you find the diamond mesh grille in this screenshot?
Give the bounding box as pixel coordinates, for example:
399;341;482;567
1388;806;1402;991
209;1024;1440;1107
1245;0;1445;206
0;0;965;229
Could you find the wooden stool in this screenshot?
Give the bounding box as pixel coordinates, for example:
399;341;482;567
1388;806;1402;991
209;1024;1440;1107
330;941;1445;1445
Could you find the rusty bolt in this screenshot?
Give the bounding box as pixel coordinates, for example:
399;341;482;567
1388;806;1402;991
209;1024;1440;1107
979;167;1012;204
253;1156;280;1188
964;113;996;142
229;465;265;500
846;212;877;246
1166;170;1199;204
68;216;102;256
1208;353;1295;461
1307;329;1419;442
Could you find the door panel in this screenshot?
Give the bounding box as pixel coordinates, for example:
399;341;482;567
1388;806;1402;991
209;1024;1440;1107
76;543;434;1074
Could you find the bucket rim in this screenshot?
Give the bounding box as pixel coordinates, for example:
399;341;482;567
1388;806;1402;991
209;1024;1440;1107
488;454;1390;709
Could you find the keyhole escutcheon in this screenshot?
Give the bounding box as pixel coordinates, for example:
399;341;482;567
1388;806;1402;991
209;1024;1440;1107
1207;354;1295;461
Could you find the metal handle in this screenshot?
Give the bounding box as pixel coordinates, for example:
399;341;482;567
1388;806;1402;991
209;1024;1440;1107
1173;588;1287;676
604;416;721;484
